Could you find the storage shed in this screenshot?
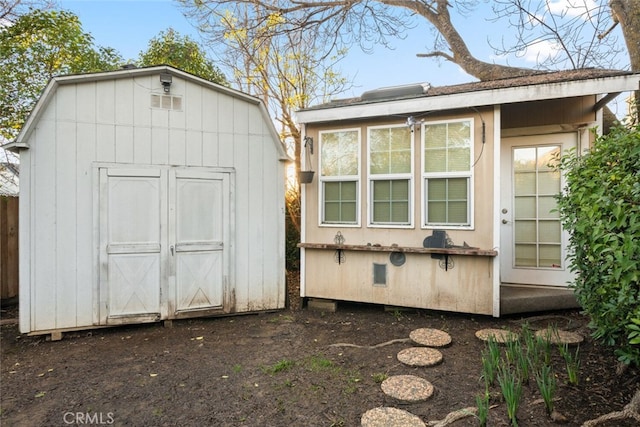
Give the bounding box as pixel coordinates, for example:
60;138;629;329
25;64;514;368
5;65;288;336
296;69;640;317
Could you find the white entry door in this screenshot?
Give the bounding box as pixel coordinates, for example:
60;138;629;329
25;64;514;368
99;167;232;324
170;169;230;316
500;134;575;286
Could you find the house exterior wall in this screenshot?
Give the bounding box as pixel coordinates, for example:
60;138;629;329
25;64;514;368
301;109;497;315
19;73;285;334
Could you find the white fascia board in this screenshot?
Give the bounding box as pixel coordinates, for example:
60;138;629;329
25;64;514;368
297;74;640;124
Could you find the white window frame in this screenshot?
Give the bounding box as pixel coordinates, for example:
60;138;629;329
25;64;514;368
421;118;474;230
318;128;361;227
367;124;414;228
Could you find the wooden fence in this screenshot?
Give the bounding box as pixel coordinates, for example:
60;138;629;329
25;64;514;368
1;196;18;304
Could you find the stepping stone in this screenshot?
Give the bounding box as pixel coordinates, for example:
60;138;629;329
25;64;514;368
409;328;452;347
381;375;434;403
361;407;425;427
397;347;443;367
535;328;584;345
475;328;518;343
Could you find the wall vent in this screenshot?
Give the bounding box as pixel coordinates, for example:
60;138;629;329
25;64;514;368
150;94;183;111
373;263;387;286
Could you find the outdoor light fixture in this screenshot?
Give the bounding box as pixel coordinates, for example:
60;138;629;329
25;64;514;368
160;73;172;93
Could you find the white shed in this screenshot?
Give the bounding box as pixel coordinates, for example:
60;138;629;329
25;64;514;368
5;65;288;336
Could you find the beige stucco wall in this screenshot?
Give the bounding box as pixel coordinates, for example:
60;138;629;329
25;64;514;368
301;108;496;315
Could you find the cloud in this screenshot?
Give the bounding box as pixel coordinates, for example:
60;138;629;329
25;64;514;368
521;39;561;63
547;0;599;19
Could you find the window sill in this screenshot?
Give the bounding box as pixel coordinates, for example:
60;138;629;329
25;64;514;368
298;243;497;257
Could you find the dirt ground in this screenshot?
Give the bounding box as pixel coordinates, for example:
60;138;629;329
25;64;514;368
1;296;639;427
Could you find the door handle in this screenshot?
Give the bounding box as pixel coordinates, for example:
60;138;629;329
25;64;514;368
170;245;174;256
502;219;508;224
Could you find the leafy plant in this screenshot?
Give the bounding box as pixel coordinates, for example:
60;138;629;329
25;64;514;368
475;393;489;427
556;124;640;366
535;364;556;415
497;362;522;426
481;336;501;388
558;343;580;385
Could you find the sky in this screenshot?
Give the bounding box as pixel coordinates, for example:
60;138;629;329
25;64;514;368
56;0;538;98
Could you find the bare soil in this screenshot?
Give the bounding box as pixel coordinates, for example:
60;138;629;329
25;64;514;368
1;298;638;427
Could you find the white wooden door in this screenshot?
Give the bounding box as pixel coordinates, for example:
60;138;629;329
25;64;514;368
99;166;232;324
99;168;165;323
170;169;230;315
500;134;575;286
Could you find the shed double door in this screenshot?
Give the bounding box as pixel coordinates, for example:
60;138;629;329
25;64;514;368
98;167;232;325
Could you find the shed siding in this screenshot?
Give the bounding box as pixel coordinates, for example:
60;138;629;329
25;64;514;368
20;71;285;333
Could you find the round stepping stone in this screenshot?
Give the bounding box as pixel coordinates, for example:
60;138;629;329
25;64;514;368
397;347;443;367
535;328;584;345
409;328;452;347
381;375;434;403
361;407;425;427
475;328;518;343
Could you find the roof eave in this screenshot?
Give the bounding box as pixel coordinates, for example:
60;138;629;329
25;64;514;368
297;73;640;124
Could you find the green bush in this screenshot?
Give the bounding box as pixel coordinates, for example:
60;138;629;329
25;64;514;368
556;124;640;366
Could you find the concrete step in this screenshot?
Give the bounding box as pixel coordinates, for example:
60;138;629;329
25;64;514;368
500;284;580;316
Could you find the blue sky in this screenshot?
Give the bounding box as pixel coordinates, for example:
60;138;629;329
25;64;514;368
52;0;628;106
57;0;533;97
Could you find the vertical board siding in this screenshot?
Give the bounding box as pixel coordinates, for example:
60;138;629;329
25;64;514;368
115;79;134;126
33;118;57;331
134;127;152;164
76;122;96;326
115;126;135;163
0;196;19;301
22;72;285;333
55;121;78;328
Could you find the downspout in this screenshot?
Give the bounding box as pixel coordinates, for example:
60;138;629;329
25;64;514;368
299;123;307;299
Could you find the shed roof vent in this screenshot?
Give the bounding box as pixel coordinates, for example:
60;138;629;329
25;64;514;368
361;83;430;101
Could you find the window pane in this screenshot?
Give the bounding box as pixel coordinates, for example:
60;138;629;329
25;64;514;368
424;149;446;173
428;201;446;223
538;196;559;219
424;123;447;149
448;148;470;171
515;196;536;219
538;171;560;194
370;127;411;175
370;152;388;175
538;146;560;170
539;245;561;267
515;220;536;243
424;121;471;173
515;244;537;267
323;181;357;223
514;147;536;171
321;130;358;176
372;179;409;224
514;172;536;195
539;220;561;243
427;178;468;224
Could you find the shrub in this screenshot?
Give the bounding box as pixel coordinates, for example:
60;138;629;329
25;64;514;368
556;124;640;366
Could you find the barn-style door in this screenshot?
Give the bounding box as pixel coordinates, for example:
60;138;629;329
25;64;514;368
98;166;232;325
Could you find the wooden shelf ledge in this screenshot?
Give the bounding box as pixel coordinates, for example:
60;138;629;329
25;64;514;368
298;243;497;257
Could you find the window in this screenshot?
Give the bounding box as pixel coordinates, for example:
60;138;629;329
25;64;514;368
368;125;412;226
320;129;360;225
422;119;473;227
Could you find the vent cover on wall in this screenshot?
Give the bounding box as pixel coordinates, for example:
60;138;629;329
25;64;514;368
150;94;183;111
